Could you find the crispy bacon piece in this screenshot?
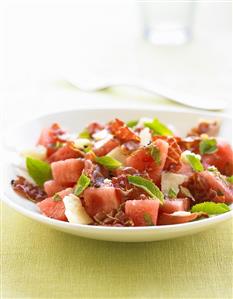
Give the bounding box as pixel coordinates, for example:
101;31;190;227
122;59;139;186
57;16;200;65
184;171;233;204
37;123;66;156
109;118;140;143
87;122;104;136
11;176;47;202
187;120;220;137
112;173;150;201
93;203;134;226
83;159;110;188
175;136;200;153
93;138;120;156
153;136;182;172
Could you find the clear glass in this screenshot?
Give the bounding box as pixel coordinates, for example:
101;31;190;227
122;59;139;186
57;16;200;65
140;2;196;45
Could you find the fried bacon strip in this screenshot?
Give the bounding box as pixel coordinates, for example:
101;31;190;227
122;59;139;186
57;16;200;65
109;118;140;143
93;203;134;226
11;176;47;202
187;120;220;137
153;136;182;172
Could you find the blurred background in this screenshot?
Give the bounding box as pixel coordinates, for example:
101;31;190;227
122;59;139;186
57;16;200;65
1;0;232;125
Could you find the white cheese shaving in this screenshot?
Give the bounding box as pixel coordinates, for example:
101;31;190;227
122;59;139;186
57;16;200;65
172;211;191;216
107;146;127;164
63;194;93;224
92;129;113;141
136;117;153;128
139;127;151;146
161;172;188;196
94;135;113;150
20;145;47;160
73;138;92;149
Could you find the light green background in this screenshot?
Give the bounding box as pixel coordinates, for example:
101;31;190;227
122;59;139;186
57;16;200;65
2;203;233;299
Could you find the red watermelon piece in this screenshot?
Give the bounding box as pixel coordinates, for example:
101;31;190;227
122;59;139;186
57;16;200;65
44;180;72;197
126;139;169;184
125;200;160;226
83;187;121;217
51;158;84;185
37;188;72;221
47;144;83;163
202;139;233;176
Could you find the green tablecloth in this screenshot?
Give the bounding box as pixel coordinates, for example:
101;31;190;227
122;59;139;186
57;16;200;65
2;203;233;299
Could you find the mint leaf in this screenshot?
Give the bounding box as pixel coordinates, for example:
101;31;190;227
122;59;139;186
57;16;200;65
207;166;218;172
168;188;177;199
184;152;204;172
74;174;91;196
95;156;122;170
26;157;52;187
191;202;230;215
126;120;138;128
128;175;164;203
79;129;91;139
226;176;233;184
143;213;154;226
199;138;217;155
52;193;62;202
149;145;161;165
144;118;173;136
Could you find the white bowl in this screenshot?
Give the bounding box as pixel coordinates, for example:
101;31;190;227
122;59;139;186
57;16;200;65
1;107;232;242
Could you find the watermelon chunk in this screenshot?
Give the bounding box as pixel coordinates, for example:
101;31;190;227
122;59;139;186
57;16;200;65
83;187;121;217
126;139;169;184
48;144;83;163
37;188;72;221
44;180;71;197
51;158;84;185
125;200;160;226
202;139;233;176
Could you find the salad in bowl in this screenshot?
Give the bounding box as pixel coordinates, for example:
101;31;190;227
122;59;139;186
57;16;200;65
11;116;233;228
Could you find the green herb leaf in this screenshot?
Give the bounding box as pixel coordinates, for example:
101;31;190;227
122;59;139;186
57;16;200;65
226;176;233;184
95;156;122;170
26;157;52;187
185;152;204;172
144;118;173;136
149;145;161;165
74;174;91;196
168;188;177;199
207;166;218;172
79;129;91;139
128;175;164;203
52;193;62;202
199;138;217;155
191;202;230;215
143;213;154;226
126;120;138;128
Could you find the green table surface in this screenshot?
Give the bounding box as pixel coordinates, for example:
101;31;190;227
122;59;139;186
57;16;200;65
1;203;233;299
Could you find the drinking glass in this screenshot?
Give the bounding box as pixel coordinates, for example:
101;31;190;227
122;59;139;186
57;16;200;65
139;1;196;45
